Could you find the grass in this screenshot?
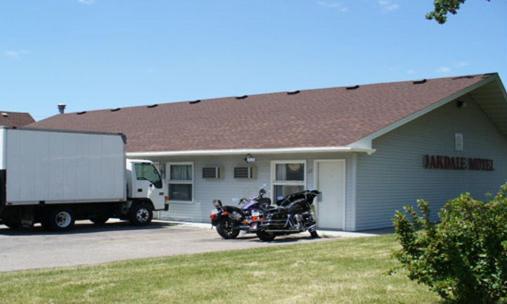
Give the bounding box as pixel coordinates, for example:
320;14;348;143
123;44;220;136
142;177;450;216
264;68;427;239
0;235;439;304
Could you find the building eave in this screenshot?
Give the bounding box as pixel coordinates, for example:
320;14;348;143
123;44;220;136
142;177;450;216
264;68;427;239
126;146;376;158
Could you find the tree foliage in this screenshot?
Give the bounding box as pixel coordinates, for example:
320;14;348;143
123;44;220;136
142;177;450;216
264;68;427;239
393;184;507;303
426;0;490;24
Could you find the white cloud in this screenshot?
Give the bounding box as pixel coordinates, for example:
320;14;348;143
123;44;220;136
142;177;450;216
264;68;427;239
406;69;416;75
378;0;399;12
436;66;452;74
3;50;29;60
435;61;470;74
455;61;469;68
317;1;349;13
78;0;95;5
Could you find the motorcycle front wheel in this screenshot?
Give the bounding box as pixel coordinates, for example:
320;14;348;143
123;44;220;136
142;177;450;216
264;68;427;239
216;218;240;239
256;230;276;242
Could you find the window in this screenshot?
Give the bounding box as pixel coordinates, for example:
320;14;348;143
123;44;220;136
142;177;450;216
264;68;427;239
272;161;306;201
134;163;163;189
167;163;193;202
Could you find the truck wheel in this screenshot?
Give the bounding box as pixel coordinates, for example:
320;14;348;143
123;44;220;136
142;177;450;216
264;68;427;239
3;220;21;230
90;216;109;225
129;203;153;226
43;208;75;232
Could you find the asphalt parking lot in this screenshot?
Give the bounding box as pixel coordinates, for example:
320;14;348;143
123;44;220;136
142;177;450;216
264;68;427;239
0;220;336;272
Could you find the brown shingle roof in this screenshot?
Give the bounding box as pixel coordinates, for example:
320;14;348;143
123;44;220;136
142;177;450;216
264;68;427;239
31;74;493;153
0;111;35;128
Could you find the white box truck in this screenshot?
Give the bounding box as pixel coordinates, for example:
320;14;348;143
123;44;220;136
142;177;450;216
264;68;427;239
0;127;168;231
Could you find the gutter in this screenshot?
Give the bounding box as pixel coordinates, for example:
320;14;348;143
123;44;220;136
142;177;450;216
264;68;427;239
126;146;376;158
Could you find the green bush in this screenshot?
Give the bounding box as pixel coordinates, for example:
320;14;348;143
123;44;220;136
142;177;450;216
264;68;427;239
393;184;507;304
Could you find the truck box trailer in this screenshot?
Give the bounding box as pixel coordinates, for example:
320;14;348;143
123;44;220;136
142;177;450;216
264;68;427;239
0;127;168;231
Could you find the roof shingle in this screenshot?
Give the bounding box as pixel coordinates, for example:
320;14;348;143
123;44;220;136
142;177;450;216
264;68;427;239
0;111;35;128
31;74;491;152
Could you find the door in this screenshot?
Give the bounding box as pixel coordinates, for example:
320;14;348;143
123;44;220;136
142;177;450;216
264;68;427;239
315;160;346;230
132;162;166;210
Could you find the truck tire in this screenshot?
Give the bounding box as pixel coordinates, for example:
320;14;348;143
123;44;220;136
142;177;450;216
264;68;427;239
129;202;153;226
3;220;21;230
90;216;109;225
42;208;75;232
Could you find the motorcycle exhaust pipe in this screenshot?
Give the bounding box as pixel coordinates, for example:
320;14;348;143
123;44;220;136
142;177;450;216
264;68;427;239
263;229;304;233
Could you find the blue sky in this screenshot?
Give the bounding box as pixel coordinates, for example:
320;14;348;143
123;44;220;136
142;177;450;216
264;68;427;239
1;0;506;120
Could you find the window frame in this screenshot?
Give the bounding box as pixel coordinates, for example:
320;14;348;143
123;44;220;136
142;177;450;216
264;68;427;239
166;162;194;203
134;162;163;189
270;160;307;201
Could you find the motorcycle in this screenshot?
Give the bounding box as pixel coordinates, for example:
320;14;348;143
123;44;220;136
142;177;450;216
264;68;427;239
210;187;272;239
255;190;321;242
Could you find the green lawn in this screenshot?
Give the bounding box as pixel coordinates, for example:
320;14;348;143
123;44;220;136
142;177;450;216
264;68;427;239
0;235;439;304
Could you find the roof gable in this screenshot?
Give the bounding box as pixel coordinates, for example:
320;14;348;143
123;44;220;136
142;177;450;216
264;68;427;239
31;74;499;153
469;77;507;137
0;111;35;128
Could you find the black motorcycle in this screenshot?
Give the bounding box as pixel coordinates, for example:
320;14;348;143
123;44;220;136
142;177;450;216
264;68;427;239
210;188;272;239
255;190;320;242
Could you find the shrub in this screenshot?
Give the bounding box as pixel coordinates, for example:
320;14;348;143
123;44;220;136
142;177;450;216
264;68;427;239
393;184;507;304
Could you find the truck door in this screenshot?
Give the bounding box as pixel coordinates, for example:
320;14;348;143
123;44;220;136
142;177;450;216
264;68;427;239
133;162;166;210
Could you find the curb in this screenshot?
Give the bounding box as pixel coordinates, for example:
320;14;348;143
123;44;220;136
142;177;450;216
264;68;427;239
155;220;380;238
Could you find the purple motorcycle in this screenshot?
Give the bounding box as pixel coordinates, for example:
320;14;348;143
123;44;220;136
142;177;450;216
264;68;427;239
210;187;272;239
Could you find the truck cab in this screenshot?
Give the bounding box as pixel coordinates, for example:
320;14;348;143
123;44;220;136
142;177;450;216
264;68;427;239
127;159;168;211
114;159;169;228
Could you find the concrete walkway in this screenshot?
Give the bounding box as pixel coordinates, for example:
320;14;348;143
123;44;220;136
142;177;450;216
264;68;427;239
166;220;384;238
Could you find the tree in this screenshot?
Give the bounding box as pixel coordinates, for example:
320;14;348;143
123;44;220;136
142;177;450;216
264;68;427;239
392;184;507;303
426;0;490;24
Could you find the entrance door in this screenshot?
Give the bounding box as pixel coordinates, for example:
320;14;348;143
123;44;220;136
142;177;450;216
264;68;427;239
315;160;346;230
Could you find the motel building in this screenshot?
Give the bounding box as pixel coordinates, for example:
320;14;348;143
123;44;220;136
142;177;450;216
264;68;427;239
32;73;507;231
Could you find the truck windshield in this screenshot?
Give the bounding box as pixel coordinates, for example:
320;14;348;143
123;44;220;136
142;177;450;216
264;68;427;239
134;163;163;189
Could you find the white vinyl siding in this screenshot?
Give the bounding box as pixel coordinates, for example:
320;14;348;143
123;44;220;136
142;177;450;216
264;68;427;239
154;154;356;228
355;98;507;231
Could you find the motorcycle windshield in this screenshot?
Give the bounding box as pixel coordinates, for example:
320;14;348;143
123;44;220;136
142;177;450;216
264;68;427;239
242;199;257;210
277;190;317;206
